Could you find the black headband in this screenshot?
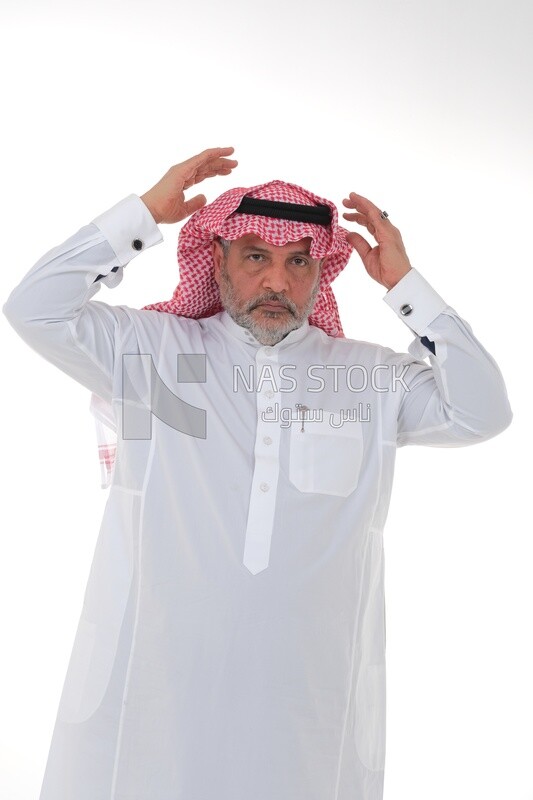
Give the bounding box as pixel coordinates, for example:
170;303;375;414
234;196;332;226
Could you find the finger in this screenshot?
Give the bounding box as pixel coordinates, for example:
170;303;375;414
342;196;360;208
348;192;389;228
343;212;376;237
198;158;239;176
182;164;234;190
342;195;374;209
192;165;236;186
346;192;383;219
189;147;236;167
347;191;379;211
183;193;207;216
346;230;373;260
202;146;235;156
348;194;400;246
342;212;368;224
178;149;235;178
206;157;239;171
189;158;238;187
206;166;236;177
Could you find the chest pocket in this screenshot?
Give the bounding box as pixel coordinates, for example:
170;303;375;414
289;412;364;497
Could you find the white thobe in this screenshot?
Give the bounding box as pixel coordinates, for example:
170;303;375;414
3;194;512;800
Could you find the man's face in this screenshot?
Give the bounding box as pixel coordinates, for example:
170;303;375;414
212;233;324;346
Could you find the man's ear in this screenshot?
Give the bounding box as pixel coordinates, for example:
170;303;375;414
212;239;223;286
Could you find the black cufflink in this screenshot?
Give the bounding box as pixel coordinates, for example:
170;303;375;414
132;239;143;251
400;304;413;316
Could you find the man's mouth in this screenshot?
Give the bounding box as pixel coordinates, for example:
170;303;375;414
258;302;290;311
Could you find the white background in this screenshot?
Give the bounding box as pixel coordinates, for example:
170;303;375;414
0;0;531;797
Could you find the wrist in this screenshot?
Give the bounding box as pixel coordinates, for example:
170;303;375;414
385;266;412;291
140;192;163;225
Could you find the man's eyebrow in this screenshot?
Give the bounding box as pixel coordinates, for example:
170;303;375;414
240;245;270;253
240;245;311;256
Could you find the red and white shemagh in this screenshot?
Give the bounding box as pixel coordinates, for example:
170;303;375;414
91;179;355;487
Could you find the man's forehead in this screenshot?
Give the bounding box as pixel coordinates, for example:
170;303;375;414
234;233;313;252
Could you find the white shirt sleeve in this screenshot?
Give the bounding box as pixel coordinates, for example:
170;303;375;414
382;268;513;445
2;194;163;401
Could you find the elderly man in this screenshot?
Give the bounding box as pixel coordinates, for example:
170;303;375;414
3;147;512;800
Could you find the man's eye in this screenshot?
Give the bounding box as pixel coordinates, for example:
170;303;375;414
292;258;308;266
248;253;265;262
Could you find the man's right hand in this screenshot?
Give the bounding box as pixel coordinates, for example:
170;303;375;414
140;147;238;225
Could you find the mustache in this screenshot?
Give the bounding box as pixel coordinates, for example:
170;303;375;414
246;293;297;316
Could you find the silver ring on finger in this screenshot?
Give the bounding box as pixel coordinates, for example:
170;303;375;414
380;210;389;220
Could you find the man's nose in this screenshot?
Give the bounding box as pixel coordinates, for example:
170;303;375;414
262;260;289;293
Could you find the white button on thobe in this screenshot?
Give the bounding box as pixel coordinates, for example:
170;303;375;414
3;194;512;800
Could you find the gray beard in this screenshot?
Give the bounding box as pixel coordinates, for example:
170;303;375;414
219;265;321;345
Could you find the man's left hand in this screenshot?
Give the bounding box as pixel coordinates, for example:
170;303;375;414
342;192;412;290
